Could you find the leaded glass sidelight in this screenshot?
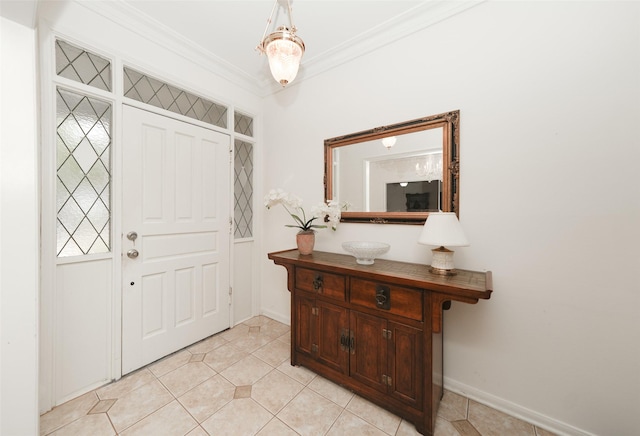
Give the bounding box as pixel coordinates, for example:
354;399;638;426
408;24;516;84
123;67;228;128
56;88;112;257
234;140;254;239
55;39;112;91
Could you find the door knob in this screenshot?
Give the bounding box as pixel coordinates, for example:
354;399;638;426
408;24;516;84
127;249;139;259
126;231;138;241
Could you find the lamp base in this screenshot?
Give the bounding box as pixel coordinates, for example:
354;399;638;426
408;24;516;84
429;246;458;276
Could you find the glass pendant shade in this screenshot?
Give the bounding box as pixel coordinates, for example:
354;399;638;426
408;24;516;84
263;27;305;86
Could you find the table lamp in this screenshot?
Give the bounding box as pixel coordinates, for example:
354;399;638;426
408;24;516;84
418;212;469;275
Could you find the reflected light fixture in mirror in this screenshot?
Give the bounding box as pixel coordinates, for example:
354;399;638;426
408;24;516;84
256;0;305;87
415;154;443;182
382;136;397;149
418;212;469;275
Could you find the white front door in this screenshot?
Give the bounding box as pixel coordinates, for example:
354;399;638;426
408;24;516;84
122;105;231;374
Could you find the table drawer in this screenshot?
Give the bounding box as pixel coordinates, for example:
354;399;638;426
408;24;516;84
295;268;346;301
350;278;423;321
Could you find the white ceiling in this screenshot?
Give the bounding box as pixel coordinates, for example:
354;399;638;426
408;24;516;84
1;0;483;96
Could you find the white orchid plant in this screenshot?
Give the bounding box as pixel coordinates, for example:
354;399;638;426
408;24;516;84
264;188;342;232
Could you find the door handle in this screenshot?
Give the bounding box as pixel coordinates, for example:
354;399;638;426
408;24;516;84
127;249;139;259
126;231;138;241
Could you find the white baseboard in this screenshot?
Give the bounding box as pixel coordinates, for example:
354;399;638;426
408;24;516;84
260;308;290;326
443;377;596;436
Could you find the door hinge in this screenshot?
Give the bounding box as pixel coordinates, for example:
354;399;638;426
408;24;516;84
382;374;393;386
229;217;233;235
228;286;232;305
311;344;319;353
382;328;392;340
311;307;319;316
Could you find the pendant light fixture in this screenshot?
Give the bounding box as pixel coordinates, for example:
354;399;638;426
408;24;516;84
256;0;305;87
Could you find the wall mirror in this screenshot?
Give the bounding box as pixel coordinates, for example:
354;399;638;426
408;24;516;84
324;110;459;224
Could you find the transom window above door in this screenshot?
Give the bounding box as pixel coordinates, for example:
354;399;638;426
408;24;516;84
123;67;228;129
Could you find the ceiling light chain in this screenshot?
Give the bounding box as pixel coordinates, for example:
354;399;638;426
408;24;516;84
256;0;305;87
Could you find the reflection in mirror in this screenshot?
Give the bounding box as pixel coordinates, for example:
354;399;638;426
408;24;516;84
387;181;441;212
325;111;459;224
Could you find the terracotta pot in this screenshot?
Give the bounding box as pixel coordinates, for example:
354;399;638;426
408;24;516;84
296;230;315;255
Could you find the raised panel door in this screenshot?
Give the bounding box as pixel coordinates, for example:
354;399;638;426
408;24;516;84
389;321;423;409
122;106;231;374
316;300;349;374
349;311;387;394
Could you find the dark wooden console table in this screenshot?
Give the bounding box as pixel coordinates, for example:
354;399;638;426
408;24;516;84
268;249;492;436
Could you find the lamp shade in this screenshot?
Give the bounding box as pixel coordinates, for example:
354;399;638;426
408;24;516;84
418;212;469;247
263;27;305;86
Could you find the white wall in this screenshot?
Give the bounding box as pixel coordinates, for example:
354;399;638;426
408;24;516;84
0;17;39;435
261;2;640;435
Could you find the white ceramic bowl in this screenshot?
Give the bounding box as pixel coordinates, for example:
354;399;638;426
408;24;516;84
342;241;390;265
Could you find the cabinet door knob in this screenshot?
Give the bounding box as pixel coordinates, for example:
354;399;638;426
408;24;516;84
339;330;348;351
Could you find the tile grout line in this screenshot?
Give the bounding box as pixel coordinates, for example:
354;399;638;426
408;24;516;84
42;316;550;436
324;408;348;436
155;347;221;435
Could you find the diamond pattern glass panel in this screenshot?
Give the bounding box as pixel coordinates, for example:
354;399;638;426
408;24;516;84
234;140;254;239
234;111;254;137
56;39;112;91
56;88;112;257
123;67;228;128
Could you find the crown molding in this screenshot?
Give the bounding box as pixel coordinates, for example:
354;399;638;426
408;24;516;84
305;1;484;75
78;0;485;98
255;1;487;96
78;0;265;97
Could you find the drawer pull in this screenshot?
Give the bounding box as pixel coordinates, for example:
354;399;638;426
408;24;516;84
312;274;324;293
375;285;391;310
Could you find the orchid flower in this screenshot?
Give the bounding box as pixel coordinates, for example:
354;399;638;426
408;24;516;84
264;189;343;232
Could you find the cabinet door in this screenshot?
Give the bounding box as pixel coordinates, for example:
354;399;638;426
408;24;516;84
349;311;388;394
294;294;315;357
388;321;423;409
316;300;349;374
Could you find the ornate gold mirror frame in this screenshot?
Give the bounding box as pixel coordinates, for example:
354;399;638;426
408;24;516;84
324;110;459;224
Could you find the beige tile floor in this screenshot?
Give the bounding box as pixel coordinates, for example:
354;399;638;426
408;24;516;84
40;316;556;436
